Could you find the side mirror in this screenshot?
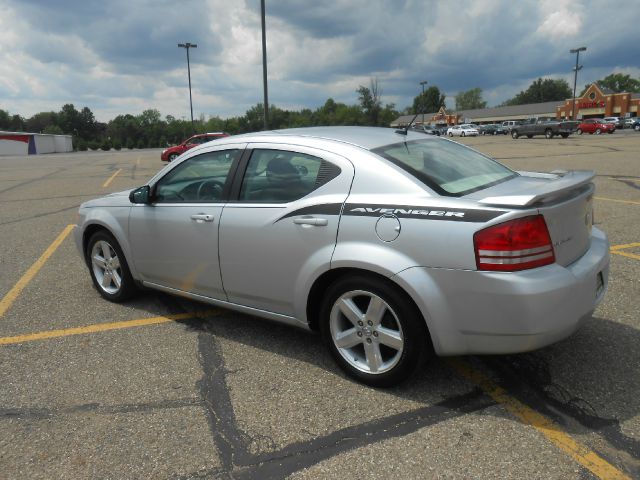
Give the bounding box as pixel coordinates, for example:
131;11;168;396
129;185;151;204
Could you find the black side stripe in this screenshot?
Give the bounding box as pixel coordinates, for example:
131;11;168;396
276;203;505;223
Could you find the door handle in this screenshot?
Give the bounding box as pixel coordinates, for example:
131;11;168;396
190;214;214;223
293;216;328;226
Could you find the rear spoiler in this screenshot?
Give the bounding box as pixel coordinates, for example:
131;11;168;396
478;170;595;207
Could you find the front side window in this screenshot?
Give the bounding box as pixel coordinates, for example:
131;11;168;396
154;149;240;203
372;139;517;196
239;149;340;203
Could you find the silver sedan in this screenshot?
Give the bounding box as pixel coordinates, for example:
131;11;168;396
75;127;609;387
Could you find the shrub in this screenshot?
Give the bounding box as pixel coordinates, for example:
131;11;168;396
76;139;88;151
113;140;122;151
100;139;112;151
126;138;134;149
88;141;100;151
136;138;146;149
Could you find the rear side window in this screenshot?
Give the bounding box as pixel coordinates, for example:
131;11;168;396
239;149;340;203
372;139;517;196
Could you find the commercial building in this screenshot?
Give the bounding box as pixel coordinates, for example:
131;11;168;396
0;131;73;156
391;84;640;127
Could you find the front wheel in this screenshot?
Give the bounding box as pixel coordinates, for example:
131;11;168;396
320;276;431;387
461;132;465;137
86;231;138;302
545;129;554;139
448;132;453;137
595;128;602;135
511;130;519;139
576;128;583;135
168;153;179;161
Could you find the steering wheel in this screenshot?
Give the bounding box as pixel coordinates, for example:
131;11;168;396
197;179;225;201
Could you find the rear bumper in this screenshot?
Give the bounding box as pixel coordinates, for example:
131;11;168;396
393;227;609;356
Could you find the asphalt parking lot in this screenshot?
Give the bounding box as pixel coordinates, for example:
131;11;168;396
1;130;639;479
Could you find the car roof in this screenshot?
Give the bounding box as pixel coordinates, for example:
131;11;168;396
226;126;437;151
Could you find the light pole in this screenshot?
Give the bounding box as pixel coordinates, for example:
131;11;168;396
420;80;428;126
178;42;197;130
570;46;586;121
261;0;269;130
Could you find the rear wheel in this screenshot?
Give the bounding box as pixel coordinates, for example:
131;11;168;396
577;128;583;135
86;231;137;302
635;125;640;131
545;129;554;139
461;131;466;137
595;128;602;135
168;153;179;161
320;275;431;387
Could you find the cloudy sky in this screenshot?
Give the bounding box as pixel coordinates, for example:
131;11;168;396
1;0;638;122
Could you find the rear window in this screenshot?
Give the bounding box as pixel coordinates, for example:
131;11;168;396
372;139;517;196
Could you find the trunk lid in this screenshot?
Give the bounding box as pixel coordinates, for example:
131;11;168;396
467;170;595;266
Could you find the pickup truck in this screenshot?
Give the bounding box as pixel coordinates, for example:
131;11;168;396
510;118;578;139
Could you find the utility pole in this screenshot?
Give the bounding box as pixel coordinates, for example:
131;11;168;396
261;0;269;130
570;46;586;121
420;80;428;126
178;42;197;130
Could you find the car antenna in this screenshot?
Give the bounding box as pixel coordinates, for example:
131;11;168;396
395;112;420;136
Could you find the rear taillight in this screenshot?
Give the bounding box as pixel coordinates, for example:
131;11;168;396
474;215;555;271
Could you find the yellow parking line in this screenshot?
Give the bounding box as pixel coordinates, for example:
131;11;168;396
0;310;218;346
594;196;640;205
448;359;630;480
0;225;75;318
609;242;640;261
102;168;122;188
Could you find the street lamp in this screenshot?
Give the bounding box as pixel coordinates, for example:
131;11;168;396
570;46;586;121
261;0;269;130
420;80;428;126
178;42;197;130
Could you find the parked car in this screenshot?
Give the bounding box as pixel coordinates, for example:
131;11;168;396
75;127;609;387
161;132;229;162
410;125;440;136
501;120;521;131
602;117;623;128
447;125;479;137
478;124;507;135
576;119;616;135
624;117;640;131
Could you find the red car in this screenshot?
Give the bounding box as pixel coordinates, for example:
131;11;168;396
576;119;615;135
160;132;228;162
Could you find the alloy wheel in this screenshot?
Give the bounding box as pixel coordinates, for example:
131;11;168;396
329;290;404;375
91;240;122;294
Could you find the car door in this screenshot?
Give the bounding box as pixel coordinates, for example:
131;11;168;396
218;144;354;317
128;144;245;299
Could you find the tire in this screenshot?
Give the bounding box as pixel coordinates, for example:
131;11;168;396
511;130;519;139
635;125;639;131
168;153;178;161
448;132;453;137
577;128;583;135
461;132;465;137
561;134;569;138
608;130;614;134
493;131;498;135
86;231;137;302
320;275;432;387
595;128;601;135
544;129;553;139
526;134;533;139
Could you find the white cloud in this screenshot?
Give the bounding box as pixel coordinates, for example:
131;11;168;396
536;0;583;38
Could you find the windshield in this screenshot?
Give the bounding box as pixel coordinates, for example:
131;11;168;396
372;139;518;196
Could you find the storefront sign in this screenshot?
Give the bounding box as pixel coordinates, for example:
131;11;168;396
578;101;605;108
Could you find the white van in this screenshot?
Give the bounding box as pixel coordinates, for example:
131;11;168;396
501;120;520;130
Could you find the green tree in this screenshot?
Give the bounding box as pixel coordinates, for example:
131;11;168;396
502;78;572;106
26;111;58;133
582;73;640;94
43;125;64;134
0;109;12;129
356;78;383;125
412;86;446;115
455;88;487;111
58;104;81;134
